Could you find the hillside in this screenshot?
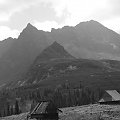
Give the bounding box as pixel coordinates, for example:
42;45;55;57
0;23;50;84
6;41;74;88
6;58;120;90
50;20;120;59
2;104;120;120
3;39;120;90
0;20;120;85
25;59;120;89
34;41;74;64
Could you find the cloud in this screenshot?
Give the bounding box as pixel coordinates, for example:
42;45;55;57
46;0;120;32
0;0;41;22
0;0;114;24
48;0;69;17
0;26;19;40
52;0;110;25
33;20;63;31
0;0;120;40
102;17;120;32
0;12;10;22
34;0;110;26
0;0;7;4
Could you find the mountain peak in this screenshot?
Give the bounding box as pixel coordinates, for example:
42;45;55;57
76;20;103;27
50;41;62;48
18;23;39;38
88;20;103;25
27;23;33;27
46;41;70;55
34;41;74;64
89;20;98;23
27;23;34;27
24;23;38;32
51;41;59;45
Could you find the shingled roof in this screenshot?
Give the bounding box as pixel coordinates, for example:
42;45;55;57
106;90;120;101
31;102;49;114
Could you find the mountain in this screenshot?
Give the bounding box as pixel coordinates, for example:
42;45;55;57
6;41;74;87
34;41;74;64
1;20;120;85
7;58;120;89
5;42;120;89
0;23;50;84
0;37;15;58
50;20;120;59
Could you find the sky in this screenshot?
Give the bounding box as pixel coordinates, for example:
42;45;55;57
0;0;120;40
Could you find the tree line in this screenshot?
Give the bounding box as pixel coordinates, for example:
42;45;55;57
0;81;104;117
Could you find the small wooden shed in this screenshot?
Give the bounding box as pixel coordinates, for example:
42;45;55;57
99;90;120;104
28;101;62;120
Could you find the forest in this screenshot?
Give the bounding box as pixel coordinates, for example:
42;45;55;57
0;81;104;117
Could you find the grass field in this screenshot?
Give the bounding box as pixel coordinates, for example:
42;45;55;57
2;104;120;120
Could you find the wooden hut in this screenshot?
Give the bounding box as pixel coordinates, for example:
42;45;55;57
27;101;62;120
99;90;120;104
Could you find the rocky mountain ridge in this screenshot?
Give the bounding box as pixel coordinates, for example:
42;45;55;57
0;20;120;85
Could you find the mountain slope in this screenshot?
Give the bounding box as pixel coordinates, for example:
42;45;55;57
0;23;50;84
7;42;74;87
7;57;120;90
50;20;120;59
1;20;120;85
23;59;120;89
34;41;74;64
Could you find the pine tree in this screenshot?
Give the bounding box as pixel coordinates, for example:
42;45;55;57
15;100;19;114
7;102;10;116
3;109;6;117
0;112;2;117
10;106;14;115
91;92;95;104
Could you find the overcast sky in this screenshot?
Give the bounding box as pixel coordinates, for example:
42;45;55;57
0;0;120;40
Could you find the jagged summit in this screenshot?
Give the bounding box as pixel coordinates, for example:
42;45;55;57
34;41;74;64
88;20;99;23
1;19;120;86
18;22;44;40
47;41;65;51
75;20;104;28
27;23;32;26
27;23;37;30
26;23;35;28
23;23;38;32
87;20;105;26
52;41;59;45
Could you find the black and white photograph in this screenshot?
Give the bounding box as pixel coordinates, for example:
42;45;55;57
0;0;120;119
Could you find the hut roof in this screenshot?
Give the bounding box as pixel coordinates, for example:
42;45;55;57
30;101;62;115
31;102;49;114
106;90;120;101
